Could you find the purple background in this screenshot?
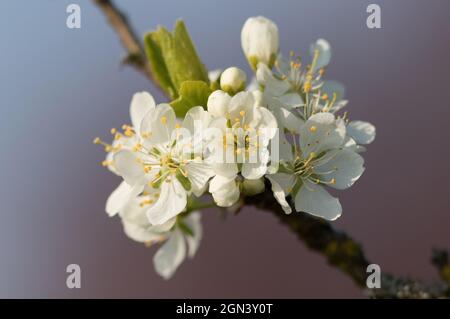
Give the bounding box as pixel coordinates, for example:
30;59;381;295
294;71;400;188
1;0;449;298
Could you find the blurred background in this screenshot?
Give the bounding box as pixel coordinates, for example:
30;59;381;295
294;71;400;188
1;0;449;298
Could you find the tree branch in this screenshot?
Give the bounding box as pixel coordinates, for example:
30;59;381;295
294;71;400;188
93;0;449;298
93;0;162;91
244;189;449;298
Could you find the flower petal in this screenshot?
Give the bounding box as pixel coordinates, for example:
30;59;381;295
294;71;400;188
294;183;342;220
185;162;215;197
130;91;155;132
207;90;231;118
146;178;187;225
153;229;186;279
266;173;296;214
113;150;145;186
256;63;290;96
315;149;365;190
347;121;376;145
184;212;202;258
122;219;167;243
140;103;176;147
105;181;133;217
209;175;240;207
310;39;331;72
228;91;255;121
299;112;345;156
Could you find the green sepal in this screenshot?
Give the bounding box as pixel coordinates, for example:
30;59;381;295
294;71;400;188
176;169;192;191
177;219;194;237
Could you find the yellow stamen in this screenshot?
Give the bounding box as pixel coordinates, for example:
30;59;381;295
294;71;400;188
310;126;317;133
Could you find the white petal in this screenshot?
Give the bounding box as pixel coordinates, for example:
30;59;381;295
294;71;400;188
130;91;155;132
254;106;278;137
347;121;376;145
122;219;167;243
105;181;133;217
321;81;345;102
315;149;365;190
272;106;303;134
185;162;215;197
294;183;342;220
113;150;145;186
153;230;186;279
184;212;202;258
266;173;296;214
146;178;187;225
182;106;212;135
208;69;222;83
299;112;345;156
310;39;331;72
241;149;269;179
256;63;289;96
278;93;303;108
207;90;231;118
213;163;238;179
140;103;176;147
228;91;255;121
209;175;240;207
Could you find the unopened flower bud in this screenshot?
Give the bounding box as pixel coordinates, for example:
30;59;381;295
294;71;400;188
241;16;279;70
220;67;247;95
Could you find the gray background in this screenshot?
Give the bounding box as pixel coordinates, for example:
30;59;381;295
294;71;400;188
1;0;449;298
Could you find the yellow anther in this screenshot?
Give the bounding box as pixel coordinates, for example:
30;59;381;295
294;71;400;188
114;132;122;140
175;123;181;129
309;152;316;158
319;68;325;76
93;137;101;144
133;143;142;152
110;128;117;134
234;118;240;123
144;165;152;173
139;199;154;207
304;81;312;93
104;145;112;152
141;131;151;138
160;116;167;125
101;160;113;167
310;126;317;133
330;178;336;184
239;111;246;117
321;94;329;101
236;148;242;155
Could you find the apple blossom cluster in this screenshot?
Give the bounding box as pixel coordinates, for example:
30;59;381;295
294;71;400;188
94;16;375;279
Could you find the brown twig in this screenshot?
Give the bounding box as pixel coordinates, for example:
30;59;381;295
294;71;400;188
93;0;162;91
244;189;449;298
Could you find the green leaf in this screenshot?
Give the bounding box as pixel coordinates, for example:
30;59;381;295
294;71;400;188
144;32;177;99
170;81;211;117
144;20;209;99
